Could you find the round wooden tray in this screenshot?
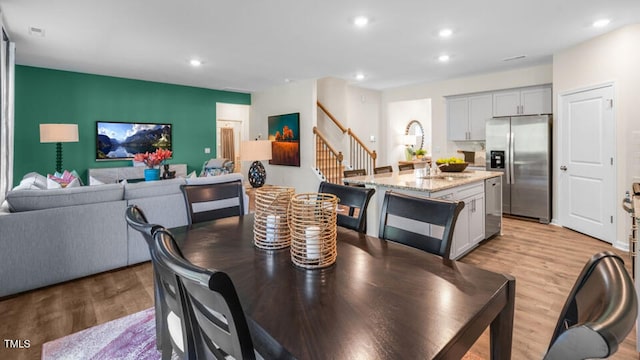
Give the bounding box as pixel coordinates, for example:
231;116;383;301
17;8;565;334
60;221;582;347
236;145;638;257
435;162;469;172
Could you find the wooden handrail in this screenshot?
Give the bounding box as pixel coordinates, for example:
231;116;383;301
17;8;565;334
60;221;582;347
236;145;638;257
347;128;377;160
313;127;344;162
317;101;347;133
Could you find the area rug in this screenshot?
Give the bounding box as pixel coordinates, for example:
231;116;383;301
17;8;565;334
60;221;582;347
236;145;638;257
42;307;169;360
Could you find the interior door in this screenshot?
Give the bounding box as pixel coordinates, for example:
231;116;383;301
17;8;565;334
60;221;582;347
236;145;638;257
560;85;615;243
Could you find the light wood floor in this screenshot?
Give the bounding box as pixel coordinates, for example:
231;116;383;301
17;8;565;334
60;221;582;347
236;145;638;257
0;217;637;359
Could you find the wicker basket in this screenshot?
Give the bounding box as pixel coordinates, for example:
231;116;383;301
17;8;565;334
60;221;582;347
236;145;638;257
288;193;338;269
254;186;295;250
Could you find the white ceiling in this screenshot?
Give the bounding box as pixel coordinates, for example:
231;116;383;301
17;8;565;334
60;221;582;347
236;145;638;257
1;0;639;92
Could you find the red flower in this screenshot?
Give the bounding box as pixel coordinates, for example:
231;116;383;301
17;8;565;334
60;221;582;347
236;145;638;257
134;148;172;168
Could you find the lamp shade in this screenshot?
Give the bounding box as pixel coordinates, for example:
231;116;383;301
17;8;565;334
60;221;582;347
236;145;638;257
402;134;417;146
240;140;272;161
40;124;79;143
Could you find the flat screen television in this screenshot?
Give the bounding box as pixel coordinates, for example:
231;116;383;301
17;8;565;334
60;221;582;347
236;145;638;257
96;121;172;161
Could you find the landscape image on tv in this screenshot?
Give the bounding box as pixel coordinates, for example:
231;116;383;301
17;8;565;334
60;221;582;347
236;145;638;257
96;121;172;160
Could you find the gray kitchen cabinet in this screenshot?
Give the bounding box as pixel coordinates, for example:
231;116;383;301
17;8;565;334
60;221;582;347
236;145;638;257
447;93;492;141
493;85;552;116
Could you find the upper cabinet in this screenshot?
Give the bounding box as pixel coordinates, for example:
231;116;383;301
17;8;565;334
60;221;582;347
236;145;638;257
447;93;492;141
493;85;552;117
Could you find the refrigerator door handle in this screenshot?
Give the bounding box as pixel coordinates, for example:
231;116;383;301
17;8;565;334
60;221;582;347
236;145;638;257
505;132;511;184
509;131;515;184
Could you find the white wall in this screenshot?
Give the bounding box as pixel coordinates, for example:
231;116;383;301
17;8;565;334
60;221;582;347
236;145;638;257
386;99;431;166
250;79;320;193
381;64;553;163
553;24;640;250
316;77;381;168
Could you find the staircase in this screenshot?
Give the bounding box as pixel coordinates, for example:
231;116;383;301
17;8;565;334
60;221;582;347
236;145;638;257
315;101;376;184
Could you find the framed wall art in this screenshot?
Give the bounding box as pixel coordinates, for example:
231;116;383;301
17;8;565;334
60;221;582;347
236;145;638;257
268;112;300;167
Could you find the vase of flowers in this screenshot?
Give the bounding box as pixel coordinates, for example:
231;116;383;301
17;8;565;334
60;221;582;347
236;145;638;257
134;148;172;181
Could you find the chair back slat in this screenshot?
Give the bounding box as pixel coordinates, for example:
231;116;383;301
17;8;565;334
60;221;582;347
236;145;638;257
398;163;415;171
378;191;464;259
343;169;366;178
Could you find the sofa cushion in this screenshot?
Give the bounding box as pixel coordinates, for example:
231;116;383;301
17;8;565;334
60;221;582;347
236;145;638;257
6;183;124;212
124;178;187;200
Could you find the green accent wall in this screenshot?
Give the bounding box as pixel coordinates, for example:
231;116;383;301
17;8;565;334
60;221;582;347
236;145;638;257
13;66;250;186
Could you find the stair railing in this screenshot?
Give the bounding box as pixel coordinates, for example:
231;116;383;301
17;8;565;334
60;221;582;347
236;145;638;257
313;127;343;184
316;101;376;176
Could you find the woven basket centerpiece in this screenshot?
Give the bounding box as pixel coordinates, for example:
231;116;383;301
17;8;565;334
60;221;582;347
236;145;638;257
289;193;338;269
253;186;295;250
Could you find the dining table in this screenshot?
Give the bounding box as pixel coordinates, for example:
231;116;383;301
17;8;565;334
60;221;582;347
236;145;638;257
170;214;515;360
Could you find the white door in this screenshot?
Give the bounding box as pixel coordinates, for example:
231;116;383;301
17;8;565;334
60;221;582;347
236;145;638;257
559;85;615;243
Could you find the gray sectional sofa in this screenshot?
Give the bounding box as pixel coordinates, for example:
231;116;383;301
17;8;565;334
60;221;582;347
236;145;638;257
0;173;248;297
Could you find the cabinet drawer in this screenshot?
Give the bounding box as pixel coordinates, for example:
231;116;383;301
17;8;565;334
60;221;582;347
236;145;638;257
453;182;484;200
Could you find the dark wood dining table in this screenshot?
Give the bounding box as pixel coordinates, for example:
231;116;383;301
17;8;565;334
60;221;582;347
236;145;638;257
171;214;515;359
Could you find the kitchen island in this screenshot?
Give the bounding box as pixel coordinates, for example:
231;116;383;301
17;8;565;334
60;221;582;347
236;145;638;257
344;169;503;259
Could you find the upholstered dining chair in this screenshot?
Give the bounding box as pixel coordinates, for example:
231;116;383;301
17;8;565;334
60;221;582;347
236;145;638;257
544;251;637;360
398;163;415;171
153;228;295;360
318;181;375;233
378;191;464;259
124;205;169;352
180;180;245;225
373;165;393;174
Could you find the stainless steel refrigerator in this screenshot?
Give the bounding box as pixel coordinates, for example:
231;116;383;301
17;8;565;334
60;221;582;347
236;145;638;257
485;115;551;223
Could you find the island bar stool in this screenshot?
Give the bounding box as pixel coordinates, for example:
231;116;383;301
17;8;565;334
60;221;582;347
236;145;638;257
373;165;393;174
343;169;366;178
398;163;415;171
379;191;464;260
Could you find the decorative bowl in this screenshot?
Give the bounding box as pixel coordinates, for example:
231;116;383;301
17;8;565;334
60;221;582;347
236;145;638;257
436;162;469;172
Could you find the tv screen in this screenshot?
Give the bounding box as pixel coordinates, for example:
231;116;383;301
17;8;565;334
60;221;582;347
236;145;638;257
96;121;172;161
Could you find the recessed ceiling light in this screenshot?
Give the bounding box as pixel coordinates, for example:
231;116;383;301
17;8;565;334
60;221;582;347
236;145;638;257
353;16;369;27
189;59;202;67
355;73;365;81
438;54;450;62
592;19;610;28
439;28;453;37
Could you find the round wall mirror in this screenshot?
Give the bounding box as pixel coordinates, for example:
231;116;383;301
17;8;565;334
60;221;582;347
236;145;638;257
405;120;424;150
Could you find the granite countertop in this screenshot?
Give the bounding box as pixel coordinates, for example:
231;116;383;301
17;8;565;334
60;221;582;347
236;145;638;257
343;169;502;193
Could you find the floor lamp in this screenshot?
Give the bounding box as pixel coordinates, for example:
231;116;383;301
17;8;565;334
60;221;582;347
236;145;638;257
240;139;272;188
40;124;79;173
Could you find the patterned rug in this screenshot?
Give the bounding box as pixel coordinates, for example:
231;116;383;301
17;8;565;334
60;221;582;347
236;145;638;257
42;307;166;360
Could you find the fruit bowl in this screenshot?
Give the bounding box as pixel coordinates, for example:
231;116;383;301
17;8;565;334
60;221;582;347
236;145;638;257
435;162;469;172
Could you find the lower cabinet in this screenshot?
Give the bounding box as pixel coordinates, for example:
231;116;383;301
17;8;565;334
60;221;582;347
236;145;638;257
433;182;485;259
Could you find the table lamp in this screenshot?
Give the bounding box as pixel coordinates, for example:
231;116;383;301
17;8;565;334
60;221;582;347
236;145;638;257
40;124;79;173
403;134;416;161
240;139;272;188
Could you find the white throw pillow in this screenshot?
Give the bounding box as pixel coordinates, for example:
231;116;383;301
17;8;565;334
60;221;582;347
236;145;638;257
66;178;81;188
46;178;62;189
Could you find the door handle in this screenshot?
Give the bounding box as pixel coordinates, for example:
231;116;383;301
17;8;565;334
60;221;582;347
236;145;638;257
560;165;567;171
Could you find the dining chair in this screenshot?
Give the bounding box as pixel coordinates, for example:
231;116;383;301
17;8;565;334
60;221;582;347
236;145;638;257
398;163;415;171
180;180;245;225
318;181;375;233
153;228;295;360
373;165;393;174
124;205;169;352
149;228;196;360
378;191;464;259
544;251;637;360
